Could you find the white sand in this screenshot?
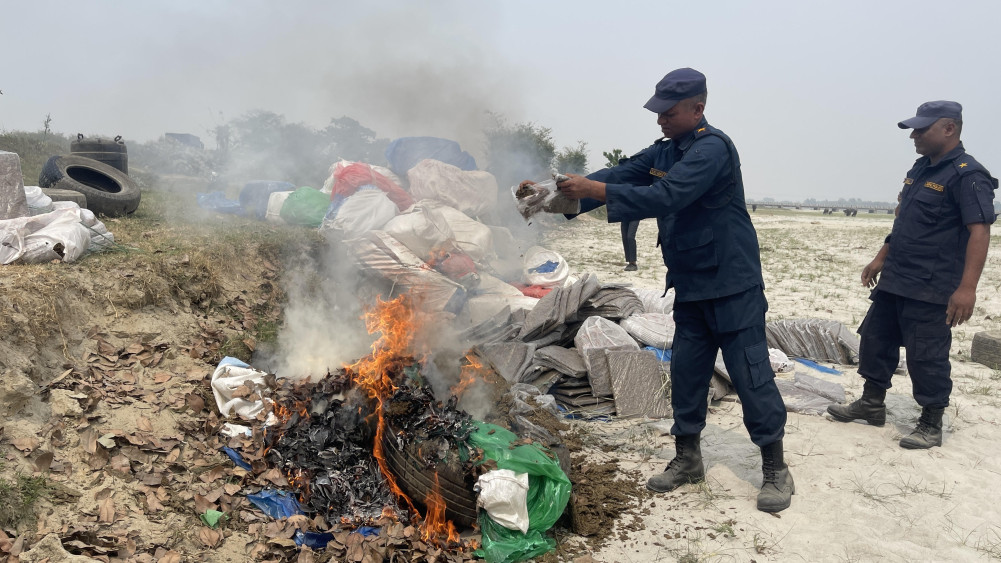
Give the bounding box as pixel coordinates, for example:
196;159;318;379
542;209;1001;562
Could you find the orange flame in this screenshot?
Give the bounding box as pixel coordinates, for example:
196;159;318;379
450;353;484;397
421;472;460;544
345;295;422;514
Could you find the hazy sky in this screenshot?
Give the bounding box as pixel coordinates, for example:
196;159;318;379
2;0;998;201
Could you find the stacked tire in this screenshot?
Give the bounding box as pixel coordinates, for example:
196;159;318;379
38;135;141;217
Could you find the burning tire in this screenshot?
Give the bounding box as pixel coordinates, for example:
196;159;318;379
382;432;479;528
39;155;141;217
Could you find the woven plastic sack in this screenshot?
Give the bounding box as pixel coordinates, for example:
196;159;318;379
324;189;397;238
407;158;497;217
631;287;676;314
469;422;570;563
620;313;675;349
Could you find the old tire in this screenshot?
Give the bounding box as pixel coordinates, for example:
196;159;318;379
971;331;1001;370
39;155;140;217
40;188;88;209
382;433;479;528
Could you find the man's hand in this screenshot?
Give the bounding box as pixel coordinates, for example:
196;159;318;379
861;243;890;288
946;286;976;326
861;259;883;288
556;174;606;202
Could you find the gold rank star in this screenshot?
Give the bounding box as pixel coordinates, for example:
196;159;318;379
959;163;969;168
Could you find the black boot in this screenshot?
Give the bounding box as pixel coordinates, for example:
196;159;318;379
757;439;795;513
646;433;705;493
899;406;945;449
827;380;886;426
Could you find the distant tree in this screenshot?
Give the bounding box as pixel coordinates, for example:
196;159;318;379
42;114;52;137
603;148;628;168
555;141;589;175
483;112;556;190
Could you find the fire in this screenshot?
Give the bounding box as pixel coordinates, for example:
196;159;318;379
346;294;423;515
344;294;470;547
450;353;484;397
421;472;460;544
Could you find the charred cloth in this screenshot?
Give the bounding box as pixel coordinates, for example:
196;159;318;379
262;354;479;530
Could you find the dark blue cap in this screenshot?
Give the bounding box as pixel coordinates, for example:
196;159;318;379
898;100;963;129
643;68;707;113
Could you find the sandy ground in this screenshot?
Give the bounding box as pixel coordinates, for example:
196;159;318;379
541;209;1001;562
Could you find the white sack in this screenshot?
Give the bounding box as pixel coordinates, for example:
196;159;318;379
211;357;272;419
24;186;54;215
476;469;530;533
523;246;569;287
406;158;497;217
631;287;676;315
620;313;675;349
382;201;494;262
0;205;106;265
265;191;293;223
327;189;398;237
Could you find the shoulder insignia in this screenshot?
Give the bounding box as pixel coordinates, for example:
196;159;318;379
959;162;968;168
924;181;944;192
904;178;914;185
697;127;706;133
649;168;667;178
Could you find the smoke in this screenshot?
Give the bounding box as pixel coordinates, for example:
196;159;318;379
254;239;372;380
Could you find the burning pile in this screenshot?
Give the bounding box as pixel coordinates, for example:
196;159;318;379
262;294;483;552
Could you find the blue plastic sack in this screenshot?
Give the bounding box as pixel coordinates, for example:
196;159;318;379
196;191;243;214
221;447;252;470
645;346;672;363
384;136;477;178
247;489;339;548
239;180;295;220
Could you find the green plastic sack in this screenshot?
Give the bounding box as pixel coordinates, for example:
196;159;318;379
279;186;329;227
469;422;571;563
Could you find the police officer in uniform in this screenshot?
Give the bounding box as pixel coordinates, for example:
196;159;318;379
547;68;792;512
828;101;997;448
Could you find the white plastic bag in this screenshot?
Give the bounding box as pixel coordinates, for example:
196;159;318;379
24;186;54;215
476;469;530;533
210;357;272;419
265;191;293;223
523;246;569;287
0;205;101;264
769;348;795;373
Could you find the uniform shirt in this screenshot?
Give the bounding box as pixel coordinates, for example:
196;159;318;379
577;117;765;302
878;142;998;304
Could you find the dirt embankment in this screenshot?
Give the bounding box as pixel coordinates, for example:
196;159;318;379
0;199;317;560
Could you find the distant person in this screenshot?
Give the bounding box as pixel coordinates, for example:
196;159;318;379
828;101;997;448
524;68;792;512
621;220;640;271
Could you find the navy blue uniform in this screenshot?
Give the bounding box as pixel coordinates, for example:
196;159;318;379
573;117;786;446
860;143;997;407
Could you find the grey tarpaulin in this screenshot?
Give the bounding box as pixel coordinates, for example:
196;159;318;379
766;318;860;365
